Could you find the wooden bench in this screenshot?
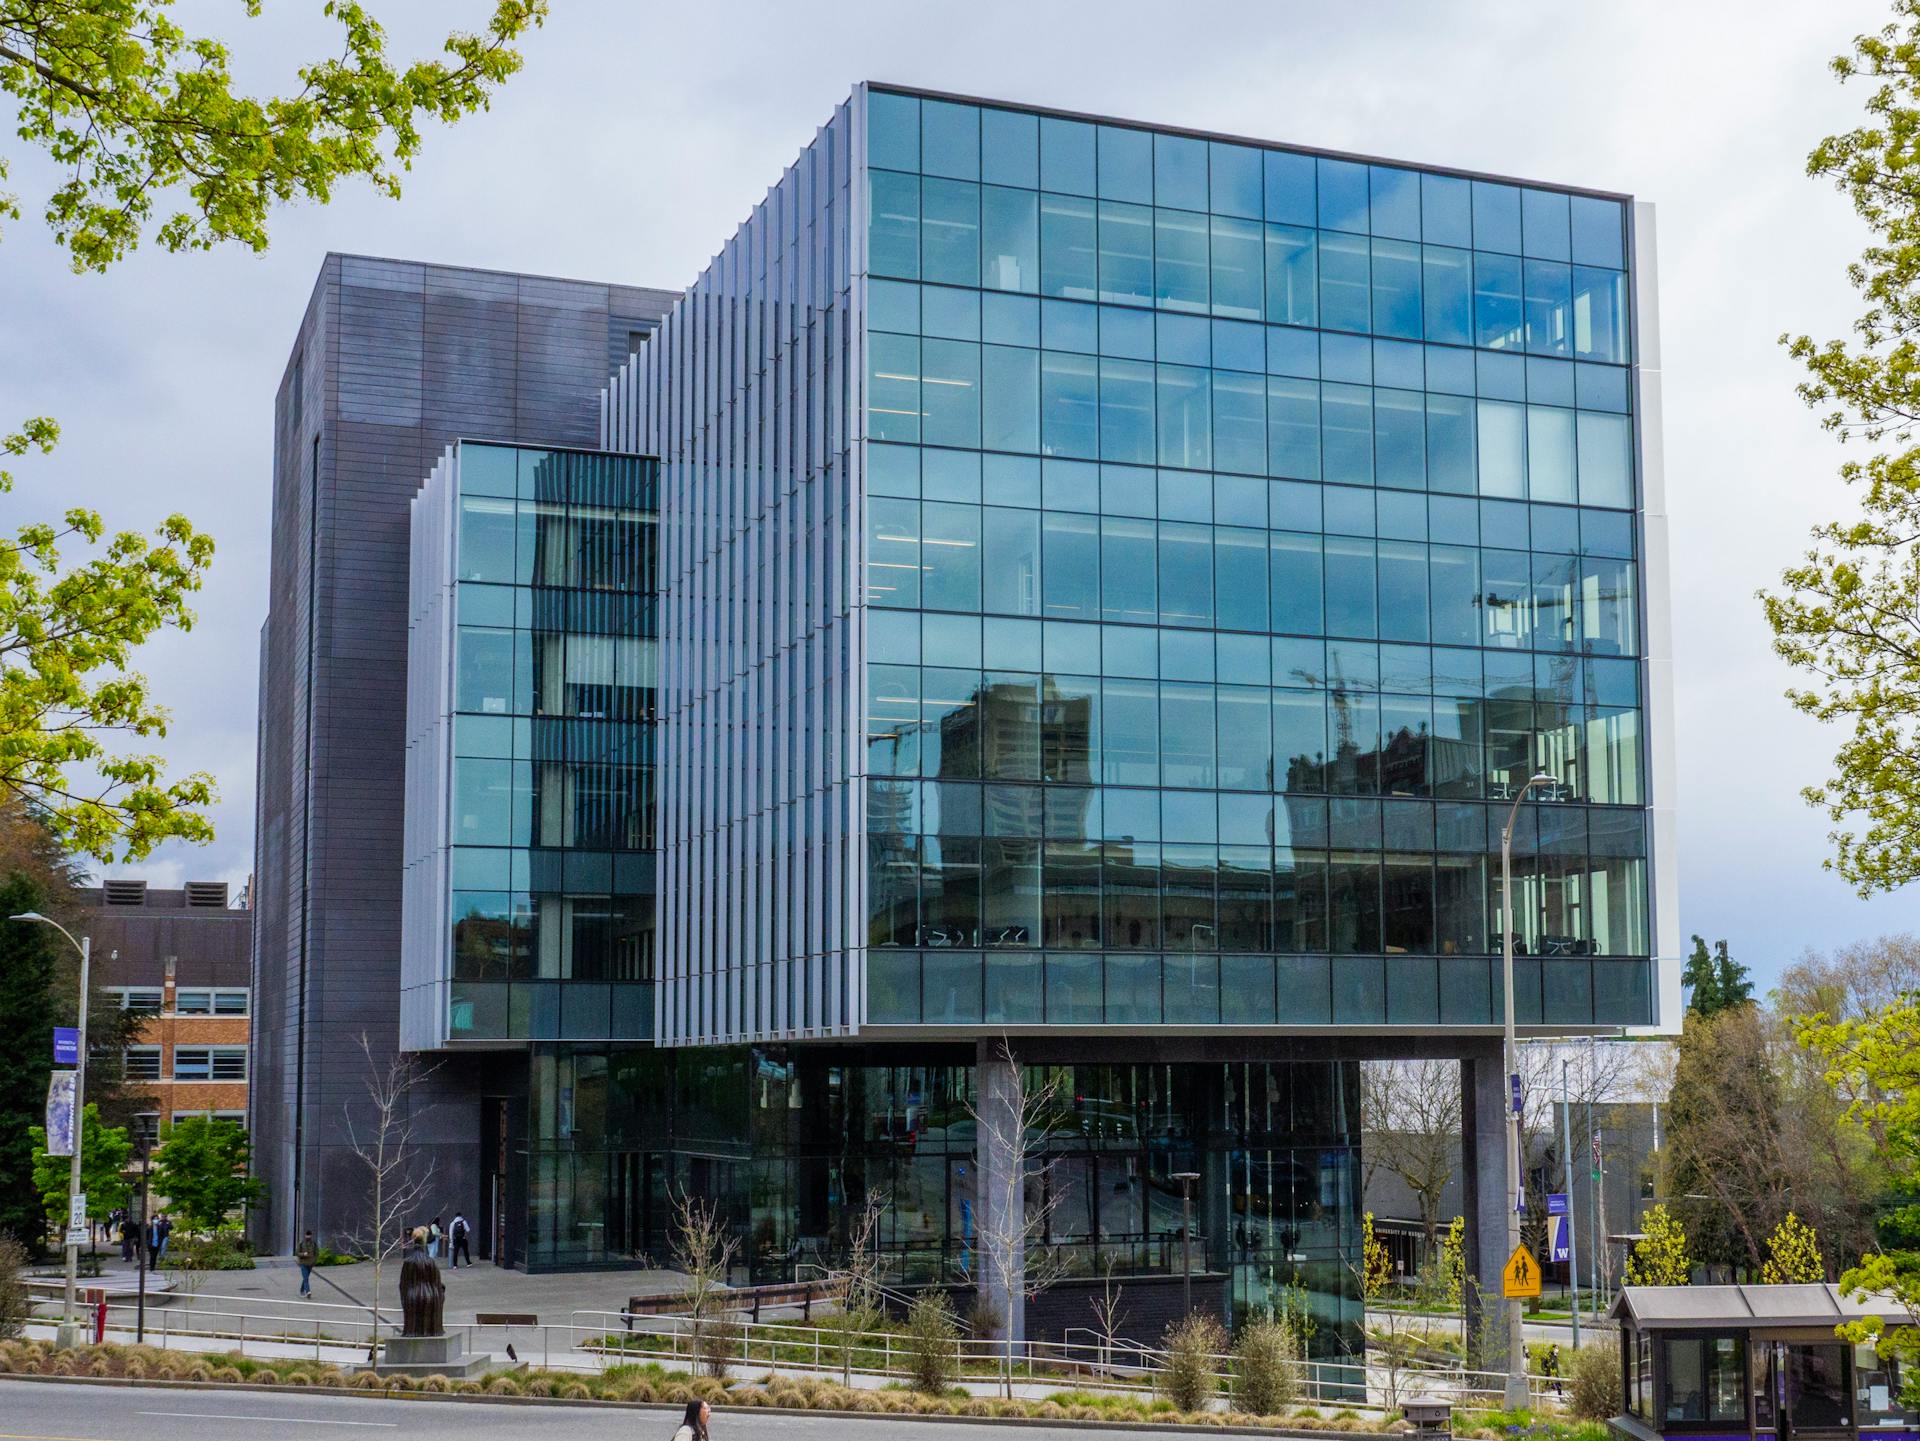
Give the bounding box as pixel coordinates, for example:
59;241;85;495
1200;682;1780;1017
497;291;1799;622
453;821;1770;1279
475;1312;538;1327
622;1278;844;1329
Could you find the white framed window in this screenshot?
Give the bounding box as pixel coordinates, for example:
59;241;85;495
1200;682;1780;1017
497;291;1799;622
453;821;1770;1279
170;1109;245;1126
176;987;249;1016
125;1045;161;1080
172;1046;245;1081
108;987;163;1013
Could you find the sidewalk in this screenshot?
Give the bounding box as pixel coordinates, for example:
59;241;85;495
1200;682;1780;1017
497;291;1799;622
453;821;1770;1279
73;1252;685;1328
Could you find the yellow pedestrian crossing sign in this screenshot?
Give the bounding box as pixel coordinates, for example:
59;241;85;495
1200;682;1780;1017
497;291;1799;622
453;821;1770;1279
1503;1243;1542;1298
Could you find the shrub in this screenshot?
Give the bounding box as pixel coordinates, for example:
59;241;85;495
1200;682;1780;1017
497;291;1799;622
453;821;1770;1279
523;1376;555;1398
1232;1314;1302;1415
1567;1339;1623;1420
0;1234;28;1341
88;1357;112;1377
418;1374;451;1393
690;1316;738;1379
284;1370;315;1387
1159;1312;1227;1413
253;1369;279;1385
317;1369;347;1387
123;1359;147;1380
485;1376;521;1396
902;1290;960;1395
455;1380;483;1394
210;1366;242;1384
185;1361;213;1382
561;1382;591;1400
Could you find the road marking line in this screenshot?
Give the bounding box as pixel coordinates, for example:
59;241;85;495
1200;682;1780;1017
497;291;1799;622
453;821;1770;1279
135;1413;397;1429
0;1432;127;1441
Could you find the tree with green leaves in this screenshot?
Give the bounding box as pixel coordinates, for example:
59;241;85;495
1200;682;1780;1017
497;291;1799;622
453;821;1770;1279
1682;935;1754;1018
1800;993;1920;1401
1762;1212;1827;1284
29;1103;130;1243
1624;1203;1692;1286
1665;1004;1791;1274
151;1115;262;1235
1764;0;1920;893
0;870;54;1247
2;2;549;272
0;0;548;861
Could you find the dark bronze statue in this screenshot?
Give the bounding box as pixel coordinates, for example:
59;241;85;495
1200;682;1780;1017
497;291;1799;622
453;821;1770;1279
398;1228;445;1337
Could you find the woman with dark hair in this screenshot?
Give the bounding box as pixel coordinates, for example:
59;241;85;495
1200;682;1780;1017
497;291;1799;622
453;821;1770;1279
672;1398;711;1441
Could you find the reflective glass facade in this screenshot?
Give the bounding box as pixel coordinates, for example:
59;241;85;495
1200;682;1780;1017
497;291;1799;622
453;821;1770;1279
401;442;659;1045
524;1043;1362;1351
854;89;1658;1031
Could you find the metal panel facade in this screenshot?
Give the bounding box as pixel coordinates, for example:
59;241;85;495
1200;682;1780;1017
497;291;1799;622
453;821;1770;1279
606;102;862;1046
253;258;675;1252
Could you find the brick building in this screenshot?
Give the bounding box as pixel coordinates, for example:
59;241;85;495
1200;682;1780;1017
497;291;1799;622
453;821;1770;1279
73;879;253;1143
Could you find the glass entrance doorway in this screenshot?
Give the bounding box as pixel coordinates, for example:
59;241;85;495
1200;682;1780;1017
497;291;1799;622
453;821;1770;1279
1784;1344;1852;1439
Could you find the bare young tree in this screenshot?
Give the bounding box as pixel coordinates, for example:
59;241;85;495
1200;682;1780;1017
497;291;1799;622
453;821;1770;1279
1360;1058;1460;1246
969;1040;1067;1397
1088;1253;1129;1378
831;1190;890;1386
338;1032;439;1357
670;1189;740;1378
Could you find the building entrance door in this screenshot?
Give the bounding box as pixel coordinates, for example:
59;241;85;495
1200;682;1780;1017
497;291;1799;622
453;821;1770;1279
1782;1344;1852;1441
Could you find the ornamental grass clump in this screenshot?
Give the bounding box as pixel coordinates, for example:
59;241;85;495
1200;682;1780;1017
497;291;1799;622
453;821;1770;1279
1159;1312;1227;1414
902;1290;960;1395
1232;1314;1303;1415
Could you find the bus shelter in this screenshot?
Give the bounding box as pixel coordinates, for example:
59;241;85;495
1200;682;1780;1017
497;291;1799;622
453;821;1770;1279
1610;1285;1916;1441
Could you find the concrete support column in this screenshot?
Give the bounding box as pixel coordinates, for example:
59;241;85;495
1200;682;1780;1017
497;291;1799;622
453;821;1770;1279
1459;1041;1509;1365
975;1039;1025;1343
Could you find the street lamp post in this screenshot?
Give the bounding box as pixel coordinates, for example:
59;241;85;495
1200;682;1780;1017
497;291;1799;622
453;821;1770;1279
1172;1171;1201;1315
135;1136;152;1344
1561;1057;1581;1349
1501;772;1556;1410
13;911;91;1350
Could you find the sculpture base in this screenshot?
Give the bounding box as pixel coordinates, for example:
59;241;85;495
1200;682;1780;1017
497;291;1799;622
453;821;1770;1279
373;1332;492;1378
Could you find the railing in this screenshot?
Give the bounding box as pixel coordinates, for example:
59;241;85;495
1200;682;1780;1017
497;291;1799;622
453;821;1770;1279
569;1307;1560;1410
25;1287;1558;1413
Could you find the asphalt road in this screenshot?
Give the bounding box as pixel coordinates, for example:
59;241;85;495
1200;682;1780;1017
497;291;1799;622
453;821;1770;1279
0;1380;1139;1441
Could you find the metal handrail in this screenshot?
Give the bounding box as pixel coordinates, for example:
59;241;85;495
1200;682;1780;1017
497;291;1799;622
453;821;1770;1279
26;1291;1560;1412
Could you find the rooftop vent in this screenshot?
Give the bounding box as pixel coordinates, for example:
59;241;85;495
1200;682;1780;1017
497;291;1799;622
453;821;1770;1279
102;879;147;906
184;882;229;908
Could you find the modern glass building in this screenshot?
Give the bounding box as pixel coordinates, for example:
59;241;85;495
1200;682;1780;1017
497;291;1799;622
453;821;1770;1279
291;82;1675;1354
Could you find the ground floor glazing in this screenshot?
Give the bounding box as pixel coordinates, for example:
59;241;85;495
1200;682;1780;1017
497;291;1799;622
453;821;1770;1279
509;1042;1365;1357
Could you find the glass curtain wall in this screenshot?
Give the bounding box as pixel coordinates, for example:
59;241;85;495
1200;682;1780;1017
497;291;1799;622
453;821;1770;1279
860;89;1651;1029
445;443;659;1041
525;1044;1363;1353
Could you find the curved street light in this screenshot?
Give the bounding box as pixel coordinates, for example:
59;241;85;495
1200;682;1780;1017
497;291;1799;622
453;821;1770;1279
1499;772;1557;1409
13;910;92;1350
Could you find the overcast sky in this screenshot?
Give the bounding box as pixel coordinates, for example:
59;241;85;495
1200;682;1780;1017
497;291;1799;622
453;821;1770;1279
0;0;1903;988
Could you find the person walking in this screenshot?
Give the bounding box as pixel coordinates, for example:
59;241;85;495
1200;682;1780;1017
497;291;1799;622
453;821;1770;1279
119;1214;134;1263
296;1231;319;1298
428;1217;443;1258
154;1214;172;1262
449;1212;471;1268
672;1398;710;1441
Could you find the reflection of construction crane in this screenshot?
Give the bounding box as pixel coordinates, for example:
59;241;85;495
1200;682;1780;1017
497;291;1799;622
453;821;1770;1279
1284;651;1354;785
